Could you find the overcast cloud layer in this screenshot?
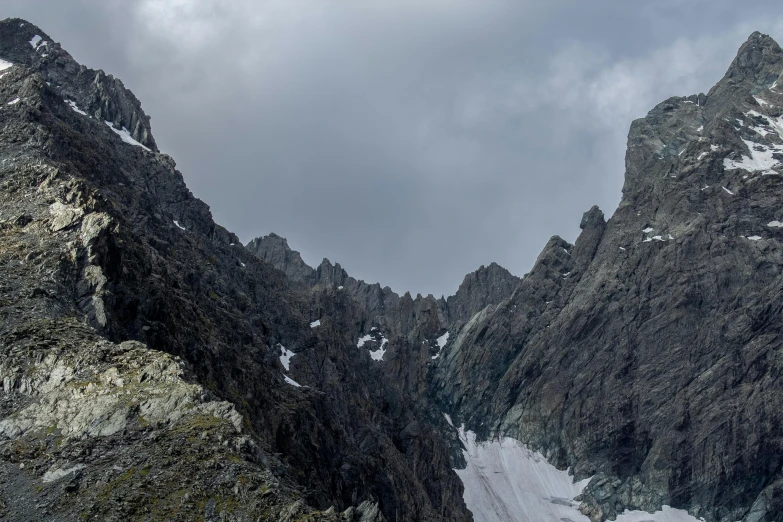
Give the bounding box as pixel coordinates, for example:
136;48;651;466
6;1;783;296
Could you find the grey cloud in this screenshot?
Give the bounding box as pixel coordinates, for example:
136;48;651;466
5;1;783;296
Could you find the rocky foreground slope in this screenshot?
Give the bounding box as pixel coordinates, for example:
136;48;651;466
2;15;783;522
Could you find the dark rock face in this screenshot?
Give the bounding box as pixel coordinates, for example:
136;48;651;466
433;32;783;522
4;13;783;522
0;19;157;150
0;18;470;522
445;262;522;328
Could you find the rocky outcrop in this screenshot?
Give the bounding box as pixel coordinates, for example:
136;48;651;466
444;262;521;328
433;32;783;522
0;19;156;150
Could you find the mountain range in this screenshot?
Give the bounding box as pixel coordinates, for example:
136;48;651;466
1;17;783;522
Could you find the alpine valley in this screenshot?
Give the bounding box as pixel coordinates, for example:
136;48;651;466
1;16;783;522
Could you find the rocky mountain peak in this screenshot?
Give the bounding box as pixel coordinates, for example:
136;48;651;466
246;233;314;283
0;17;157;151
720;31;783;87
445;260;521;326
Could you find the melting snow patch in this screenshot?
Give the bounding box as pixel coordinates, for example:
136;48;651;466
284;375;301;388
173;220;185;230
444;413;454;427
0;58;12;72
697;125;704;132
29;35;42;49
767;221;783;227
356;334;373;348
7;97;20;105
754;96;771;107
454;426;705;522
642;227;654;233
278;345;295;371
104;121;151;151
369;338;387;361
432;331;450;360
310;320;321;328
66;100;87;116
722;186;734;195
455;427;591;522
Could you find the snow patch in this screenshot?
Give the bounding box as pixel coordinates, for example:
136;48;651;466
104;121;151;151
767;221;783;228
338;285;344;290
696;125;704;132
284;375;301;388
642;227;654;233
697;152;708;161
356;334;373;348
173;220;185;230
747;235;762;241
309;320;321;328
0;58;13;72
455;427;591;522
66;100;87;116
369;338;387;361
432;331;450;360
754;96;771;107
278;345;295;371
29;35;42;49
454;426;704;522
444;413;454;427
722;186;734;195
7;97;20;105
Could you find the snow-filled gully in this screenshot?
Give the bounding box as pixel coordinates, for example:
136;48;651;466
453;426;703;522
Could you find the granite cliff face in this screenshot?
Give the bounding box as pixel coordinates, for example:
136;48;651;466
3;14;783;522
433;32;783;522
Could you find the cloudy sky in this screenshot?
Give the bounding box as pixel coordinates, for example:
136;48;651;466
6;1;783;296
